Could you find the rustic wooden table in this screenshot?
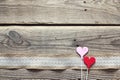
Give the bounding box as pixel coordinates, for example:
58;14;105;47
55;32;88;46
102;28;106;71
0;0;120;80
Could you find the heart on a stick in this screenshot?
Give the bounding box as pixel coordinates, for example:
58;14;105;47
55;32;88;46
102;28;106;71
76;47;88;59
83;56;96;69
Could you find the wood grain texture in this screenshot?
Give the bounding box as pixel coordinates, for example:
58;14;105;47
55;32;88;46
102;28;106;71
0;0;120;24
0;26;120;80
0;26;120;69
0;26;120;57
0;69;120;80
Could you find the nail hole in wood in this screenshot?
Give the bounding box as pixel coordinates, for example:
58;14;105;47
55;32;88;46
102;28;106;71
78;78;81;80
83;1;86;3
96;79;102;80
84;9;87;11
76;44;79;47
73;39;76;41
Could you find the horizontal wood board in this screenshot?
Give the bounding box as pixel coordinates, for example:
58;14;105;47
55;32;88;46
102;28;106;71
0;69;120;80
0;0;120;24
0;26;120;56
0;26;120;79
0;26;119;69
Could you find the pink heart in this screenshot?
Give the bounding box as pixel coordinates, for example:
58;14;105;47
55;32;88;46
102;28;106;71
76;47;88;59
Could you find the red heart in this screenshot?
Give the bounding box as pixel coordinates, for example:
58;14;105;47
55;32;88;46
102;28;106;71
83;56;96;69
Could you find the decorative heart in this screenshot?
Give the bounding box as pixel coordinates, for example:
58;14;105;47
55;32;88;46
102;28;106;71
76;47;88;59
83;56;96;69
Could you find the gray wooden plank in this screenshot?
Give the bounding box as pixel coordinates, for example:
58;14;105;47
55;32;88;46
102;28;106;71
0;0;120;24
0;26;120;69
0;26;120;56
0;69;120;80
0;26;119;80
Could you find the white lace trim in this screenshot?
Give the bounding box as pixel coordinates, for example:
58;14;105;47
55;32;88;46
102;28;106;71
0;57;119;67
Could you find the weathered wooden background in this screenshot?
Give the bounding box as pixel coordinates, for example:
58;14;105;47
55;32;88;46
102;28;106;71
0;26;120;57
0;0;120;24
0;69;120;80
0;26;119;80
0;0;120;80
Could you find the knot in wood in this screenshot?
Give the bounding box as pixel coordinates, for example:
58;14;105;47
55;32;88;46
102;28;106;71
111;39;120;48
8;31;23;44
2;30;31;48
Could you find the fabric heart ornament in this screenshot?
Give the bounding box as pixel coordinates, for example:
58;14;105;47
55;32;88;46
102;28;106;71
76;47;88;59
83;56;96;70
